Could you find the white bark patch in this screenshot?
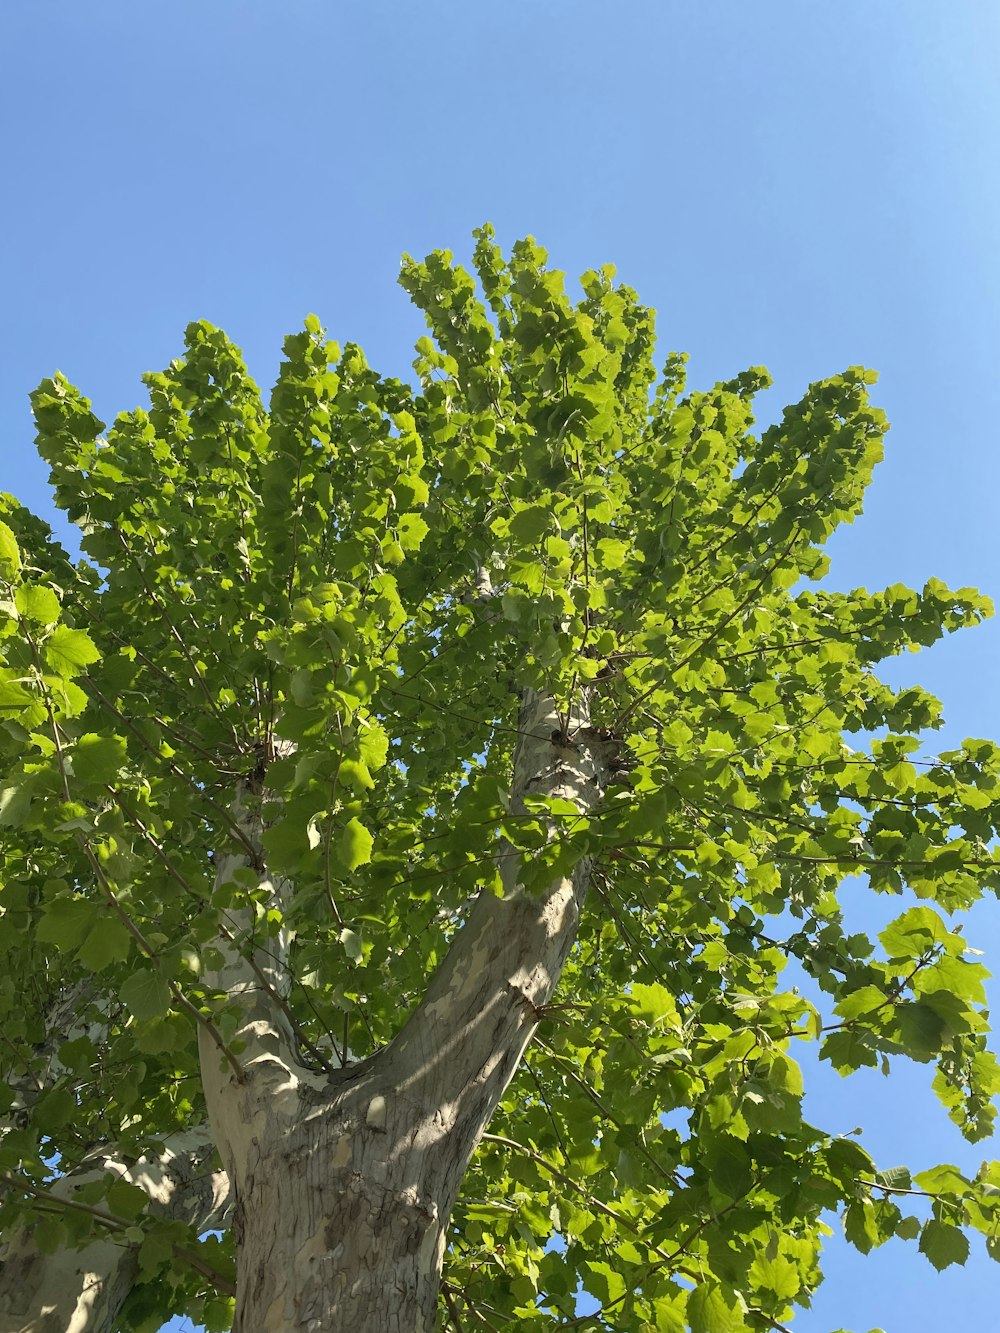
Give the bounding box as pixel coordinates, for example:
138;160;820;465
366;1095;387;1131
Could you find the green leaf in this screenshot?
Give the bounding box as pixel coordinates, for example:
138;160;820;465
398;513;429;551
687;1281;745;1333
394;473;430;508
879;906;949;959
834;984;889;1022
71;733;128;786
357;718;389;770
44;625;100;677
78;917;132;972
896;1002;946;1058
136;1227;176;1280
58;1036;97;1074
120;968;172;1022
34;1086;76;1131
37;896;100;952
0;674;34;715
582;1260;626;1305
0;521;21;574
877;1165;913;1191
0;781;32;826
595;537;630;570
262;814;312;869
106;1177;150;1221
649;1287;688;1333
710;1136;753;1202
918;1219;970;1270
339;817;373;871
822;1029;880;1074
844;1199;879;1253
32;1216;67;1254
338;757;374;792
339;927;363;963
629;981;680;1028
508;504;553;543
913;1163;969;1194
749;1252;801;1300
15;583;61;625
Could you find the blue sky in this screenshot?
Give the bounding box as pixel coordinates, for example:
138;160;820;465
3;3;1000;1329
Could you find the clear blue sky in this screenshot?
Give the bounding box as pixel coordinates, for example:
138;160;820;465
3;3;1000;1329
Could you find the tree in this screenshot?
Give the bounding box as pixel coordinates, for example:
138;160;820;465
1;229;999;1333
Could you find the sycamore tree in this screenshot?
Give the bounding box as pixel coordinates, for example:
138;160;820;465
1;231;1000;1333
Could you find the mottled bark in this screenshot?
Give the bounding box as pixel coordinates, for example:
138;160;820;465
201;690;611;1330
0;1127;231;1333
0;1226;137;1333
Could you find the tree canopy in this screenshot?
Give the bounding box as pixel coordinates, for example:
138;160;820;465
1;229;1000;1331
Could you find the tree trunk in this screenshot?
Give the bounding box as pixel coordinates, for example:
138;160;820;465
228;1073;451;1331
0;1128;231;1333
0;1222;137;1333
201;689;612;1330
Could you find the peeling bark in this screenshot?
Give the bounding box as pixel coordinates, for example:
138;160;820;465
0;1127;231;1333
200;689;610;1330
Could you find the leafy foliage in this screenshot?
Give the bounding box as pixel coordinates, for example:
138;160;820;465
2;229;1000;1330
